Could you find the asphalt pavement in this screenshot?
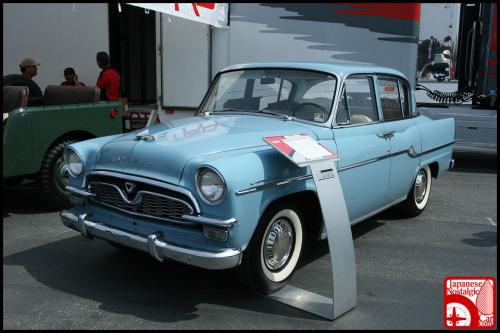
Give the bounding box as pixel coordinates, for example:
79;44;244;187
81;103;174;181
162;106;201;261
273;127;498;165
3;151;497;329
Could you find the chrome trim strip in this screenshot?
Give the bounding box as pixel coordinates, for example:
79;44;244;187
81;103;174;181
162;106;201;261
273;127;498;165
337;141;455;171
181;215;237;229
90;199;197;226
350;196;407;226
89;181;194;212
235;174;313;195
320;195;408;239
85;170;201;214
65;186;96;197
60;210;242;270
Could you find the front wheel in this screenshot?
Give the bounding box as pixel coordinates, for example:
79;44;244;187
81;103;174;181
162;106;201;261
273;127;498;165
237;203;304;295
399;165;432;217
38;140;76;210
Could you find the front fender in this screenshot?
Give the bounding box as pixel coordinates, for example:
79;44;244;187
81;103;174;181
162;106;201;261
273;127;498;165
180;146;316;250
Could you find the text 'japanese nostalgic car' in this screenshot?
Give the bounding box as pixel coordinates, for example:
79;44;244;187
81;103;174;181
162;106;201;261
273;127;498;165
60;62;455;294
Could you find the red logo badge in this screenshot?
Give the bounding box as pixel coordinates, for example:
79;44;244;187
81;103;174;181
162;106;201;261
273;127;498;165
444;277;496;329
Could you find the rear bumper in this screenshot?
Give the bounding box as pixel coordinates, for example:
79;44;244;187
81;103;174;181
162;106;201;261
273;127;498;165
60;210;242;270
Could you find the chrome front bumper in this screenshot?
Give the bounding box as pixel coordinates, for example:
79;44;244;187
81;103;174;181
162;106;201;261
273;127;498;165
60;210;242;270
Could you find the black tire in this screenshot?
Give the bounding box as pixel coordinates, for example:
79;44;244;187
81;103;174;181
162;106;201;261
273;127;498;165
237;202;304;295
38;140;77;210
399;165;432;217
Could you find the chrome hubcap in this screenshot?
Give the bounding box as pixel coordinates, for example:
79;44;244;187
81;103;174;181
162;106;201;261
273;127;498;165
263;218;294;271
55;158;70;194
414;170;427;203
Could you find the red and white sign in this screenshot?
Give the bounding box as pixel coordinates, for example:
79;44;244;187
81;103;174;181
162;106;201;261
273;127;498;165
264;134;337;167
444;277;496;329
127;3;228;28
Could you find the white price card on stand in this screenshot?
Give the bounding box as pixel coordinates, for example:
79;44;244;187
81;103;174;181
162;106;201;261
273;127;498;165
264;134;337;167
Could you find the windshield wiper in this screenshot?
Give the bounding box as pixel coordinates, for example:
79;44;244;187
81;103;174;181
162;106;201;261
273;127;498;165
255;109;294;121
201;108;246;115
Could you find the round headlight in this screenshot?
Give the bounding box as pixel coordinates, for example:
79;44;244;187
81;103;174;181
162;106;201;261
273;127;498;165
196;167;226;205
64;148;83;177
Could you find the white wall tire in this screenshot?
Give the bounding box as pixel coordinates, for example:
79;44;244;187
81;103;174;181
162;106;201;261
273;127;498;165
237;203;304;295
400;165;433;217
259;209;303;283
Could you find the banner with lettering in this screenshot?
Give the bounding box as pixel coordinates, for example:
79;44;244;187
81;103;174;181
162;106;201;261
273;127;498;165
127;3;228;28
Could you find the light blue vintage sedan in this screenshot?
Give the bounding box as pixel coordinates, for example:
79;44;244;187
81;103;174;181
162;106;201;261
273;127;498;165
61;62;455;294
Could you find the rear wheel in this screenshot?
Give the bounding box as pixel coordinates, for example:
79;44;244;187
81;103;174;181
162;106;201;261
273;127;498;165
237;203;304;295
399;165;432;217
38;140;76;210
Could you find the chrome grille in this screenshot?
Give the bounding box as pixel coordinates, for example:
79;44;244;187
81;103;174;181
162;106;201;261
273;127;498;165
88;181;195;224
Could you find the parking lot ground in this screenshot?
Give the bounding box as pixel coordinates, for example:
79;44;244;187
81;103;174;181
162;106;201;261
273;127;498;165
3;151;497;329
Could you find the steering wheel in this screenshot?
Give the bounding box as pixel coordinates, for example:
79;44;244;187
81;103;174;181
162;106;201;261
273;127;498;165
294;102;327;119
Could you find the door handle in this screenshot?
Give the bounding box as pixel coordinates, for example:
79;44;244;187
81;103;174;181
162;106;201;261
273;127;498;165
376;131;396;139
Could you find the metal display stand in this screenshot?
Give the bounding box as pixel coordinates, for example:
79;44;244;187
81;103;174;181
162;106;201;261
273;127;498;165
263;135;356;320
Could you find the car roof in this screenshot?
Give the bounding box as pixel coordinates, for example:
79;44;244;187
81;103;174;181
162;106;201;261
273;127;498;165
220;61;408;81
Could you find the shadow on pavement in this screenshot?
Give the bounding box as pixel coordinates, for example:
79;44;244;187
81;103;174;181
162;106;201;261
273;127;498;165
3;234;328;322
3;183;59;217
451;150;497;174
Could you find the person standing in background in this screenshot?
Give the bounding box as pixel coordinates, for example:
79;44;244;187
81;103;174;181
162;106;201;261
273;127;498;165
61;67;85;86
95;51;120;101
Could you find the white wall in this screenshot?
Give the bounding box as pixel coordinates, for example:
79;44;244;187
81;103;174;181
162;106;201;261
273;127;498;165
3;3;109;92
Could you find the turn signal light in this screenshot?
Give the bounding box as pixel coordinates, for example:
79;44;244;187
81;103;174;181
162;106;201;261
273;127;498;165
110;108;118;118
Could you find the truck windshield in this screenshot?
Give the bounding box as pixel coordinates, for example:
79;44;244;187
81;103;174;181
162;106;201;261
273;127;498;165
200;69;337;123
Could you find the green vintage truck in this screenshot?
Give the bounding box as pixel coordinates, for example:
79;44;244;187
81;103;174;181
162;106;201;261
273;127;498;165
3;85;123;209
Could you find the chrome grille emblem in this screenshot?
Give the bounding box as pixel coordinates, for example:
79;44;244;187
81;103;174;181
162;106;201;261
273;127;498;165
124;182;136;194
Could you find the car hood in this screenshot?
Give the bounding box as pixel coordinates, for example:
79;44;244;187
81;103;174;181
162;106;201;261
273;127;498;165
94;115;326;184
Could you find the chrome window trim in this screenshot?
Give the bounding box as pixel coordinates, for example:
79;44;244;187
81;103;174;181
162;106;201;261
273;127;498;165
332;74;382;127
198;67;340;128
84;170;201;214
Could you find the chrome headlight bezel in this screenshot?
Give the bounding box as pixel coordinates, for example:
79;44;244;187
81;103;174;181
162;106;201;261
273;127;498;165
63;147;84;177
195;166;227;205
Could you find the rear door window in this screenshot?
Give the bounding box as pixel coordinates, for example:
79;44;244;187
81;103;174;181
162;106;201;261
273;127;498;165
335;76;378;125
378;78;403;121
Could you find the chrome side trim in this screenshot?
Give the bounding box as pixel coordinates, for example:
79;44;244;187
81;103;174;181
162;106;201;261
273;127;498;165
85;170;201;214
60;210;242;270
337;141;455;171
350;196;407;226
181;215;237;229
319;195;408;239
65;186;96;197
235;174;313;195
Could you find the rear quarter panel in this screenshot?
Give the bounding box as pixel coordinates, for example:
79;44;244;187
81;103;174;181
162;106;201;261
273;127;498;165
414;114;455;177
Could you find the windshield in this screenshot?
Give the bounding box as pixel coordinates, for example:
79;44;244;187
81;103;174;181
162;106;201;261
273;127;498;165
200;69;337;123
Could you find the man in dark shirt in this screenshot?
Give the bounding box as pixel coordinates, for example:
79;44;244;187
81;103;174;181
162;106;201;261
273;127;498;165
95;51;120;101
61;67;85;86
3;58;44;105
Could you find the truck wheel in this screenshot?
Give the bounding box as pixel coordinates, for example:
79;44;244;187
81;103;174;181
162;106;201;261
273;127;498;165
39;140;76;210
400;165;432;217
237;203;304;295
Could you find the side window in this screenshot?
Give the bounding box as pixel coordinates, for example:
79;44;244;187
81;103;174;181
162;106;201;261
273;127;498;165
398;80;410;118
336;76;378;125
335;89;349;124
378;78;403;121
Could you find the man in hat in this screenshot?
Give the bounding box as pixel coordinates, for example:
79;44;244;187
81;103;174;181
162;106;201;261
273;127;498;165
60;67;85;87
3;58;44;103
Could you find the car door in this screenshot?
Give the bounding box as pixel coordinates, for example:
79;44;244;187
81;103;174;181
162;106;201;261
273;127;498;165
333;75;391;222
376;76;421;203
